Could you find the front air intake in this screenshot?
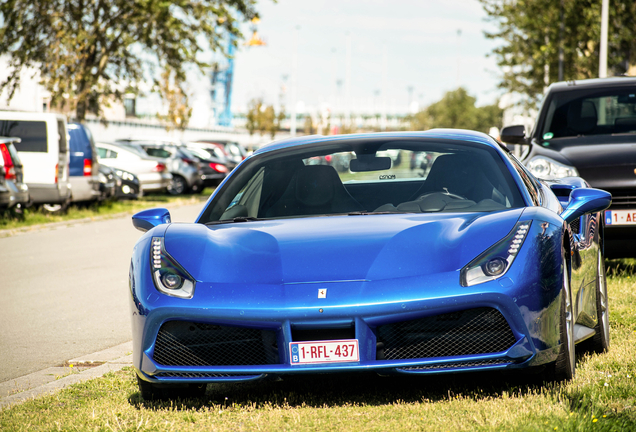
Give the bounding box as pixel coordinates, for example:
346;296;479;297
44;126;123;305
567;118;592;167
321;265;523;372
153;321;279;366
376;307;516;360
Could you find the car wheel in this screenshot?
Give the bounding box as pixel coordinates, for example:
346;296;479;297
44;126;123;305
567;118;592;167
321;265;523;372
137;376;206;401
548;256;576;381
167;175;187;195
582;247;610;353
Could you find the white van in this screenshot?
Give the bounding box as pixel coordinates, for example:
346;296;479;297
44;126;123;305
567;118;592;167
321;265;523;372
0;111;71;210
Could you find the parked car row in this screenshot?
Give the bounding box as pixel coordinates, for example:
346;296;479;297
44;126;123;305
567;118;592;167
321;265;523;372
0;136;29;212
0;110;244;214
113;137;239;195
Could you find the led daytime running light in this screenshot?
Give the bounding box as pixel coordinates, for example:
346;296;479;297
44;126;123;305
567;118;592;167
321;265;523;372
150;237;195;299
461;221;532;287
508;223;530;256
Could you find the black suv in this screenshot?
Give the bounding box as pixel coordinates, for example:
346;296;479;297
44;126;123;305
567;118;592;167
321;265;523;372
501;77;636;258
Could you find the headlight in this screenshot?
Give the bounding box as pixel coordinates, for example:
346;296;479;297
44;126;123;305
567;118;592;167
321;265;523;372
150;237;195;298
115;169;136;181
461;221;532;287
526;156;578;179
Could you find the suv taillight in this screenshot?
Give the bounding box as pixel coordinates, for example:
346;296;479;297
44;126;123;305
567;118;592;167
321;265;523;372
83;158;92;176
0;144;16;180
153;163;166;172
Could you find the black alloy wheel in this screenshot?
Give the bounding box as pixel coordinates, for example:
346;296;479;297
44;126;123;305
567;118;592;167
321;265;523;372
582;247;610;353
167;175;187;195
547;256;576;381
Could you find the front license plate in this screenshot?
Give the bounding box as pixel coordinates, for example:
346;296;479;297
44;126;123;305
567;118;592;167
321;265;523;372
289;339;359;365
605;210;636;226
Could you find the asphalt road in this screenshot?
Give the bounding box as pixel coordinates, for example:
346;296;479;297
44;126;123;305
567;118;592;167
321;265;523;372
0;203;205;383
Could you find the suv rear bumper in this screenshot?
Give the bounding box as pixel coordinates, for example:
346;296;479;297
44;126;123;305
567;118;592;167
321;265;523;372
27;183;71;205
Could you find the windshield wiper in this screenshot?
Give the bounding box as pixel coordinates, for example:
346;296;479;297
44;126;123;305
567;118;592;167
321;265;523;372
346;211;398;216
205;216;261;225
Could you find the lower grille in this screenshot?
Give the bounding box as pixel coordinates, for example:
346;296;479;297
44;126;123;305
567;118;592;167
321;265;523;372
570;218;580;234
604;189;636;209
153;321;279;366
399;359;513;371
155;372;262;379
376;308;516;360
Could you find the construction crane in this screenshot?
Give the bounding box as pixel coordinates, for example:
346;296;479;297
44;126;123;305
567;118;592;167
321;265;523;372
210;36;235;127
210;19;266;127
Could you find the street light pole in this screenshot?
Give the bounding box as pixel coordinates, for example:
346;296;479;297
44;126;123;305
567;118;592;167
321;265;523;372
290;26;299;136
599;0;609;78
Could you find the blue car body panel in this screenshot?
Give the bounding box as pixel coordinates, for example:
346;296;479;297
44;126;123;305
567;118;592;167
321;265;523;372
129;130;609;385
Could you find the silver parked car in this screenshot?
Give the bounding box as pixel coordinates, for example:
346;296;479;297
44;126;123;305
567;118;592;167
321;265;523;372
123;142;204;195
96;142;172;194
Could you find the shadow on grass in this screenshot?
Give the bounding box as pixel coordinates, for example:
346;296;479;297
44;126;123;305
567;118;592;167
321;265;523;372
127;367;559;411
606;258;636;277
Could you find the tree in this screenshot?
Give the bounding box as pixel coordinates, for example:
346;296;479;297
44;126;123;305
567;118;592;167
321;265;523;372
479;0;636;107
260;104;285;139
245;98;263;136
244;98;284;139
156;68;192;131
409;88;503;133
0;0;260;122
303;115;315;135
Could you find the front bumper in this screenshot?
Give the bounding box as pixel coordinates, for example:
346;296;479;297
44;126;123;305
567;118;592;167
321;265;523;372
130;273;561;384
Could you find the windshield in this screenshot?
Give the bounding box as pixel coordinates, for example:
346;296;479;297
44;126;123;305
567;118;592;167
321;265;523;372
199;139;525;223
540;87;636;139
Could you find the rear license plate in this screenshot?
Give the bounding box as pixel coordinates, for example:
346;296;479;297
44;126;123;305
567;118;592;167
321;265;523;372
289;339;359;365
605;210;636;226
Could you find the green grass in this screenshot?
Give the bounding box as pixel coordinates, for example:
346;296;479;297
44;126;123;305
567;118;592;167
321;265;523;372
0;189;216;231
1;259;635;431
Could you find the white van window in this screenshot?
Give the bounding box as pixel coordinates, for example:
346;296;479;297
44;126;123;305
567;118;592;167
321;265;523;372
0;120;48;152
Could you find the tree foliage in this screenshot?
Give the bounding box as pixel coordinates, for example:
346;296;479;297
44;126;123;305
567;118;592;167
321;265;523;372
409;88;503;133
0;0;260;122
245;98;285;139
479;0;636;107
156;68;192;131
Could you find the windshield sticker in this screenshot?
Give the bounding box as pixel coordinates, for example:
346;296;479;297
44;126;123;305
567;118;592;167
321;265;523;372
379;174;396;180
543;132;554;140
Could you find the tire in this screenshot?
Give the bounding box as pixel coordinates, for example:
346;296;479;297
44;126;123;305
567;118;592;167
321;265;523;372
582;247;610;353
167;175;187;195
546;256;576;381
137;376;206;401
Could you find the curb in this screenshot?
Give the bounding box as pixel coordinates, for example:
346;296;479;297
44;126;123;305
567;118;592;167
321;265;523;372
0;341;133;410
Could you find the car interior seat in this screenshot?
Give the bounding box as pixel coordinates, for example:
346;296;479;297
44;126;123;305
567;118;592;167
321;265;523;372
264;164;363;217
419;153;497;203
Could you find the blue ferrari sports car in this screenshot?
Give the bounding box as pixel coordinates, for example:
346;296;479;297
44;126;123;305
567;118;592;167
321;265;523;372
130;130;611;399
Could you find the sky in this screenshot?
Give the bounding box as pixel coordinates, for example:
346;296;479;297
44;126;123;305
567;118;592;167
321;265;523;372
230;0;503;116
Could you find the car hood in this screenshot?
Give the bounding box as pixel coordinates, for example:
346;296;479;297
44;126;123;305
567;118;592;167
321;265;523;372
163;209;524;285
539;137;636;189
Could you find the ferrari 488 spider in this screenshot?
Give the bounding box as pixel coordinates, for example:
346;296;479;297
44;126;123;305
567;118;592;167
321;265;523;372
130;130;611;399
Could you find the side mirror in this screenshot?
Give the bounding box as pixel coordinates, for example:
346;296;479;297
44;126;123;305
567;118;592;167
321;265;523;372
132;207;171;232
561;188;611;224
500;125;527;145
